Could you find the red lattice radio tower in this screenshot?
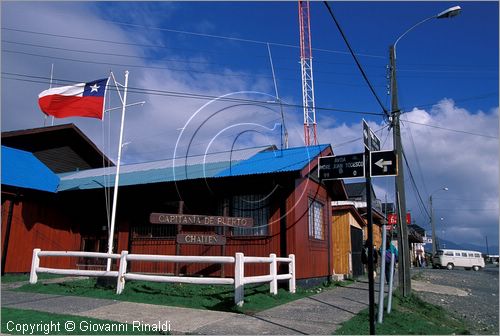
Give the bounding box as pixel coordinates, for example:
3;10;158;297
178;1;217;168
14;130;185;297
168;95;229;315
298;0;318;146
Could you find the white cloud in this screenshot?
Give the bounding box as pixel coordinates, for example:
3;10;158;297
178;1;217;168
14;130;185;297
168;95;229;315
2;2;280;164
315;99;499;247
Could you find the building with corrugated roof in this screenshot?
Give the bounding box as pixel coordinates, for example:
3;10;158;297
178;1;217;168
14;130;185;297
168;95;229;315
1;125;347;284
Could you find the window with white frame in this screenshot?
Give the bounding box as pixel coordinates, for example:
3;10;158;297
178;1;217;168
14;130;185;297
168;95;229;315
308;198;324;240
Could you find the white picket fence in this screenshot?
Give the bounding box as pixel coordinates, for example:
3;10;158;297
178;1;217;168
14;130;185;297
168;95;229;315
29;248;296;306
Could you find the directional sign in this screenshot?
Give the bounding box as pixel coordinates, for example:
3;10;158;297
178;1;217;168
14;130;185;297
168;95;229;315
370;150;398;177
318;153;365;180
362;119;381;152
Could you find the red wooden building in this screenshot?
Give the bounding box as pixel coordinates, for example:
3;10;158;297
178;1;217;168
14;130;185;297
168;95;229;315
1;124;113;274
2;125;348;284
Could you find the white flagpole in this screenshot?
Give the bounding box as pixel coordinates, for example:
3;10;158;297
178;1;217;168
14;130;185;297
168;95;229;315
50;63;55;126
106;70;129;271
44;64;54;127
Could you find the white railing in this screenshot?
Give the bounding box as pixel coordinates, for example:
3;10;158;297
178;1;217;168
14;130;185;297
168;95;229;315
29;249;295;306
29;249;120;284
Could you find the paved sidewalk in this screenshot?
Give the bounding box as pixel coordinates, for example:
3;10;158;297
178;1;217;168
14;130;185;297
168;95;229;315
2;277;391;335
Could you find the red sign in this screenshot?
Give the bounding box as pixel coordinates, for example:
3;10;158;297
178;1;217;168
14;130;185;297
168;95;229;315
386;213;411;229
387;214;397;225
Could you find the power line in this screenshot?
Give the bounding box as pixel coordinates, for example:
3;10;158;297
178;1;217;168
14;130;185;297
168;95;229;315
433;197;495;202
398;68;498;74
2;72;386;116
402;147;430;219
402;119;498;139
5;39;387;84
1;49;275;79
402;114;429;197
322;1;389;120
402;92;498;111
434;208;499;211
330;124;390;150
98;20;386;59
2;49;386;89
2;26;385;59
2;39;220;66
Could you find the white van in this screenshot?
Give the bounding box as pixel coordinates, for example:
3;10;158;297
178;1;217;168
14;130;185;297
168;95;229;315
432;249;485;271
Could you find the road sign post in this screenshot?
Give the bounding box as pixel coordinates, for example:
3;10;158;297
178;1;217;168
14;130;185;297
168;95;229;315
318;121;399;335
363;119;381;152
364;144;376;335
362;119;377;334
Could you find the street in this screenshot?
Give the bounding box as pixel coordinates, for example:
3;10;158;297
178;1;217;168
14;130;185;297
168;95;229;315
412;264;499;334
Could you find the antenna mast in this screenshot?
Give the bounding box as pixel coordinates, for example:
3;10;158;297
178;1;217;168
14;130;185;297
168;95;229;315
298;0;318;146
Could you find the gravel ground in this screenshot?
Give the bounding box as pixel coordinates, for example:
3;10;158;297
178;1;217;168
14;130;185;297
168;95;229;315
411;264;499;334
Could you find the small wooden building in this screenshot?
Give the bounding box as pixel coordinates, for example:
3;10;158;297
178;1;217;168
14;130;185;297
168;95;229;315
1;124;114;274
331;182;385;279
331;204;366;278
1;146;81;274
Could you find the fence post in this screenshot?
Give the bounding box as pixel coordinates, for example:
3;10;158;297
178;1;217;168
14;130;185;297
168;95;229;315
270;253;277;295
234;252;244;307
116;251;128;294
289;254;296;293
29;248;41;284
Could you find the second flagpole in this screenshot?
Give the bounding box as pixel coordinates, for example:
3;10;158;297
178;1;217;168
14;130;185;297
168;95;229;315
106;70;129;272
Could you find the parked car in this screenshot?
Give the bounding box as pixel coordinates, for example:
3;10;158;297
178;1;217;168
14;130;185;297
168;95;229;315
486;255;499;265
432;249;485;271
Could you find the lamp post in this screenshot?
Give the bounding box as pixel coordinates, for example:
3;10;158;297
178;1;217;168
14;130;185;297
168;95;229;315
389;5;461;297
430;187;448;254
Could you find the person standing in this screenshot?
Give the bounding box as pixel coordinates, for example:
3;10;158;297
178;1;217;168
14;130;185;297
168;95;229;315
362;240;378;277
382;240;398;284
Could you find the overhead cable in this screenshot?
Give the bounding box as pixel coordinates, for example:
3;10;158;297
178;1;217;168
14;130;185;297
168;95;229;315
322;1;390;119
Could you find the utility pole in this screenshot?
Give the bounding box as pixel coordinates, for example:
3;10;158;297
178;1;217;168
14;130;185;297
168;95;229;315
430;194;437;255
365;146;376;335
389;45;411;296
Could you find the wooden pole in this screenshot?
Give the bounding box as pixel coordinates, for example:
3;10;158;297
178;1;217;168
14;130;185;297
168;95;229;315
175;200;184;275
222;198;229;277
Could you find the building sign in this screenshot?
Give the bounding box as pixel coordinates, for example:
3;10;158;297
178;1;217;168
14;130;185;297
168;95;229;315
386;213;411;229
176;234;226;245
150;213;253;227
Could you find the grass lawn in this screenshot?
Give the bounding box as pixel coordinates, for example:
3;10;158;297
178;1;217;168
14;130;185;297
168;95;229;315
15;278;339;314
1;308;166;335
334;292;470;335
1;273;63;283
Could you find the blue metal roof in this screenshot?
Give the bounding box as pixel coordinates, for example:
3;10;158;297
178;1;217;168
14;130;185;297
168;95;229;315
216;144;329;177
58;161;236;191
57;144;330;191
1;146;59;193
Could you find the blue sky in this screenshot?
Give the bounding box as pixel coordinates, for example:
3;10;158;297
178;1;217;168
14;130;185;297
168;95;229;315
1;1;498;249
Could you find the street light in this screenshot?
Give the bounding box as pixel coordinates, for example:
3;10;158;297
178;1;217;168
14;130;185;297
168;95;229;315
389;6;461;297
430;188;449;255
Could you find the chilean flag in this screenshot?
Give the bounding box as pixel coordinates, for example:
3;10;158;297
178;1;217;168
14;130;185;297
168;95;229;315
38;78;109;119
